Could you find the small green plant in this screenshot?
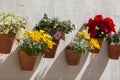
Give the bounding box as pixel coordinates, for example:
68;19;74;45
107;29;120;45
19;38;47;56
35;14;74;40
67;37;89;53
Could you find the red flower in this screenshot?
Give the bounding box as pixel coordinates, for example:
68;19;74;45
94;15;103;23
86;18;96;29
85;14;116;38
88;28;97;38
97;23;107;33
103;17;115;32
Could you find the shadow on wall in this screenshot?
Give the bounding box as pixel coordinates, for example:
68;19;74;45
0;48;42;80
43;50;89;80
80;39;109;80
42;25;109;80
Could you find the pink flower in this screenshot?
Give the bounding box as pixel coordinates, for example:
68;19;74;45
54;31;61;39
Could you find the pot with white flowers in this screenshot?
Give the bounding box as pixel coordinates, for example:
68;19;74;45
18;30;55;71
0;12;26;53
65;29;91;65
35;14;74;58
107;32;120;59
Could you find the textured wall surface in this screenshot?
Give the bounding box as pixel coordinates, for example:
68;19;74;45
0;0;120;80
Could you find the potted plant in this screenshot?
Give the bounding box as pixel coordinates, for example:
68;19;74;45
65;29;100;65
18;30;55;71
107;31;120;59
35;14;74;58
85;14;116;53
0;12;26;53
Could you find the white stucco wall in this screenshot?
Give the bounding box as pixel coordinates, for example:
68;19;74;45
0;0;120;80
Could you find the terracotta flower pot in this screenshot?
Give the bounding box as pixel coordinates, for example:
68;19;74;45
108;44;119;59
18;51;38;71
119;47;120;57
0;34;16;53
90;38;103;54
44;40;59;58
65;48;81;65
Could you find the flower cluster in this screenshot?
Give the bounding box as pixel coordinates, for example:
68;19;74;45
86;14;116;38
35;14;74;41
68;29;100;53
78;29;90;40
107;29;120;45
0;12;26;34
87;38;100;49
78;29;100;50
19;30;55;56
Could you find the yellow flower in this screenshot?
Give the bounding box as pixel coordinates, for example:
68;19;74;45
47;40;56;49
77;32;82;38
43;33;52;39
89;38;100;49
82;30;86;34
78;29;90;40
22;30;55;49
40;30;44;33
84;34;90;40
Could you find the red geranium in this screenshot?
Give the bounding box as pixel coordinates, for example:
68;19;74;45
85;14;116;38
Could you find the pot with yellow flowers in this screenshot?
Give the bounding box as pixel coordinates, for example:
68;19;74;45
65;29;100;65
35;14;74;58
0;12;26;53
18;30;55;71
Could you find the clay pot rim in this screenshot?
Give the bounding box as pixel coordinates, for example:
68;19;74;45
19;50;39;56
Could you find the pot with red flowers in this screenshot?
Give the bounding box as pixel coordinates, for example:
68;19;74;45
85;14;116;53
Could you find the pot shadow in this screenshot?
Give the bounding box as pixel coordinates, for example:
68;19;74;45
80;39;109;80
0;48;42;80
43;49;89;80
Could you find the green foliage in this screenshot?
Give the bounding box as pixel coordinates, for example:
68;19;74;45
35;13;74;40
96;29;107;38
19;39;47;56
67;38;90;53
107;30;120;45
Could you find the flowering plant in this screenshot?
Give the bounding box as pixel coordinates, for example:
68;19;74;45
0;12;26;34
19;30;55;56
35;14;74;41
85;14;116;38
107;30;120;45
67;29;100;53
